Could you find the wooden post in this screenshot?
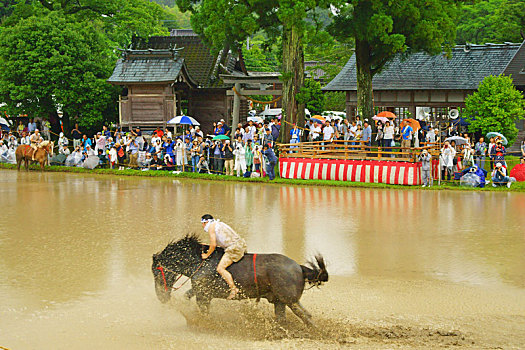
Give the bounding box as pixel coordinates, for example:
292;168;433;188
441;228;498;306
231;83;241;141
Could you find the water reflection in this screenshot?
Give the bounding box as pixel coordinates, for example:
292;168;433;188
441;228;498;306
1;170;525;310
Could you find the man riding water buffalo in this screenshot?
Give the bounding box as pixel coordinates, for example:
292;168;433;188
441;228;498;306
200;214;247;300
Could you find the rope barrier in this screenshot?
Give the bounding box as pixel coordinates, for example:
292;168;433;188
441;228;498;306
232;86;282;105
282;120;309;131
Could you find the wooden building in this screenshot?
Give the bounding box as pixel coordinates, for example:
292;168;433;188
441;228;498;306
107;30;247;133
323;41;525;130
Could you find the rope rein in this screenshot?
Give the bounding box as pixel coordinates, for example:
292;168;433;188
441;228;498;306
156;260;206;292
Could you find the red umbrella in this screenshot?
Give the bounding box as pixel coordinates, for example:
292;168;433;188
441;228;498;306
401;118;421;131
510;164;525;182
377;111;396;119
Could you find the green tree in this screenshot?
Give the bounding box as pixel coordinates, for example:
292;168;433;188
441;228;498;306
242;42;280;72
0;0;18;19
296;79;326;115
176;0;335;141
0;11;118;134
0;0;170;134
464;75;525;145
6;0;169;47
323;92;346;112
329;1;459;121
456;0;525;44
163;4;192;30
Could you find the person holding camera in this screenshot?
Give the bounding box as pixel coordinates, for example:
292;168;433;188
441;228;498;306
492;162;513;188
222;140;234;176
149;153;163;170
262;143;277;180
197;155;211;174
440;140;456;180
127;137;139;168
190;140;200;172
211;140;223;174
474;137;487;170
418;149;432;187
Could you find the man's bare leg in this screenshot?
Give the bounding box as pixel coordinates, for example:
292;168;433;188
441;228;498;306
216;255;239;300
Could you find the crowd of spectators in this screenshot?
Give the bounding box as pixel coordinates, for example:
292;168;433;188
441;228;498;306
0;117;282;180
2;116;524;187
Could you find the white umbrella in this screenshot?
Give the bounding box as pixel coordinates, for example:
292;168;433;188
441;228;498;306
247;116;264;124
444;136;468;145
0;117;9;126
167;115;200;126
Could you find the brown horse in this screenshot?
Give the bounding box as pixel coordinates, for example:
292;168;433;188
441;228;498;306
16;141;54;171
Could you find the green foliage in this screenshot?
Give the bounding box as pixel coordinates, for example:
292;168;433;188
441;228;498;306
176;0;333;129
163;4;191;29
0;0;18;20
303;7;353;83
464;75;525;145
456;0;525;44
296;79;326;115
330;0;459;73
0;11;118;131
323;92;346;112
3;0;170;47
243;45;280;72
329;0;460;120
0;0;171;133
97;0;170;47
150;0;176;6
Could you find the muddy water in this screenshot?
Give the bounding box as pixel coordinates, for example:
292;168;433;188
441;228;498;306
1;170;525;349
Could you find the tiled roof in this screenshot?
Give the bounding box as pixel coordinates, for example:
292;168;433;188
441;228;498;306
107;50;184;84
135;34;220;88
323;43;523;91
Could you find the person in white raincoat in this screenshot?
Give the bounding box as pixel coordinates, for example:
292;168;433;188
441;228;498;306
233;143;247;177
175;139;187;170
108;146;117;169
58;132;69;148
440;141;456;180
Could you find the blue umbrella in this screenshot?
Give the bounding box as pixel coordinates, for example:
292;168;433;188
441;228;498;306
486;132;508;145
0;117;9;131
167;115;200;126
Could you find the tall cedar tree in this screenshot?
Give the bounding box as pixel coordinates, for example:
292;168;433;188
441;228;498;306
329;1;459;121
177;0;334;142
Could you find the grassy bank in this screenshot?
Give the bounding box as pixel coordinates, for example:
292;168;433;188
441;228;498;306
1;163;524;192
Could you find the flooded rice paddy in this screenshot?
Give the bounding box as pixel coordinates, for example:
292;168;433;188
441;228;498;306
1;169;525;349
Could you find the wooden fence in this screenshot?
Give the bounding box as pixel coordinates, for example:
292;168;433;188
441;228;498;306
277;140;441;162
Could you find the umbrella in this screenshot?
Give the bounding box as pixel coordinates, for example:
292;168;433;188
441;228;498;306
0;117;9;131
372;115;389;123
212;134;230;141
444;136;469;145
167;115;200;126
486;132;508;145
377;111;396;119
401;118;421;131
248;116;264;124
510;164;525;182
310;115;326;124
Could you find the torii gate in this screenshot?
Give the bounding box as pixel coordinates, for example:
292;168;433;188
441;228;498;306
221;74;282;137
